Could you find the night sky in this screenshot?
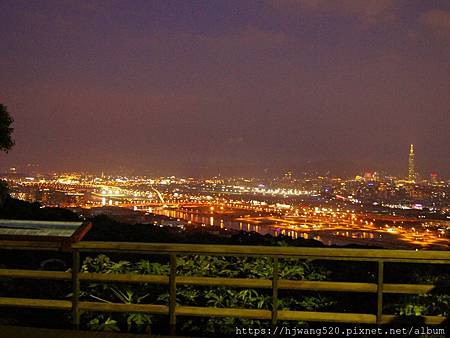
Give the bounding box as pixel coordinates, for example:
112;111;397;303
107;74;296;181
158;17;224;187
0;1;449;177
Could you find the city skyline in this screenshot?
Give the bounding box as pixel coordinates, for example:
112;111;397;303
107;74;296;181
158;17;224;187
0;1;449;176
3;167;449;250
1;143;446;180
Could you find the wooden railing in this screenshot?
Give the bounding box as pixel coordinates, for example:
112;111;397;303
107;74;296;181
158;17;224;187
0;240;449;334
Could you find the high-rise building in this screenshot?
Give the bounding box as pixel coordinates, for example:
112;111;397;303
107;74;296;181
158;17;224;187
430;173;438;184
408;144;416;181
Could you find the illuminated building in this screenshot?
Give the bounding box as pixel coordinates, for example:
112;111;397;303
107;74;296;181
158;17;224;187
430;173;438;184
408;144;416;182
284;171;293;180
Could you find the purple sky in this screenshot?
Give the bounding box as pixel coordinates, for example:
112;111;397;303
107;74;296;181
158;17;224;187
0;1;449;177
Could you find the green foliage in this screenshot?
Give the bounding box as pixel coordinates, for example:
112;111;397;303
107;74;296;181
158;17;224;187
0;196;80;221
80;254;330;335
88;316;120;332
386;271;450;318
81;255;169;333
0;103;14;152
0;180;9;206
177;255;274;279
391;293;450;318
280;258;328;281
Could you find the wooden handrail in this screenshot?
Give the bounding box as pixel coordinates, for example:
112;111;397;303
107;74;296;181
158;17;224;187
2;240;449;262
1;268;445;295
71;242;450;263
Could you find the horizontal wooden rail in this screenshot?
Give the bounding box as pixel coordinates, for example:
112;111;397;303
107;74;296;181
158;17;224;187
176;306;270;319
278;310;376;324
383;283;443;294
0;269;71;280
177;276;271;288
2;268;447;295
2;240;449;264
79;272;169;284
0;297;72;310
278;280;377;293
0;296;445;325
79;302;169;315
0;240;63;251
72;242;450;263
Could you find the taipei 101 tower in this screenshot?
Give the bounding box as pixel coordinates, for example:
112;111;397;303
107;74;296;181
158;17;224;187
408;144;416;181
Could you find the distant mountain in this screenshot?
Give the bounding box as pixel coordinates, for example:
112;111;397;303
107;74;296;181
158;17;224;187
300;160;361;177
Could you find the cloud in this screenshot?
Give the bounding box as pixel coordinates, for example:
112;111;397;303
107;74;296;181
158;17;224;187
268;0;395;25
194;26;288;50
131;25;287;58
227;136;244;145
419;9;450;42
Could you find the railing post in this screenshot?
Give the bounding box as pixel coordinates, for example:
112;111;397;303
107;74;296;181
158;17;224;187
169;253;177;336
376;260;384;325
272;256;279;327
72;249;80;330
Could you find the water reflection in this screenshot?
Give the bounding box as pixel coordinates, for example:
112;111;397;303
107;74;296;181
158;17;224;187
150;208;425;248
